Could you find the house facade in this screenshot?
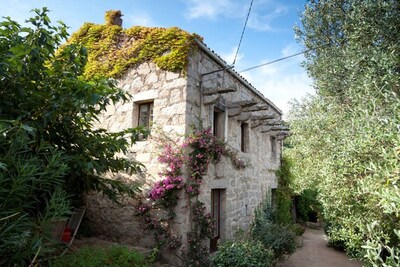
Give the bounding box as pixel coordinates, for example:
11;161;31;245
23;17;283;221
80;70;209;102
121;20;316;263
79;13;288;263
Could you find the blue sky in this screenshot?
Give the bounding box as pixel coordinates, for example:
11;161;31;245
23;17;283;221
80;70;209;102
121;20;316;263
0;0;314;115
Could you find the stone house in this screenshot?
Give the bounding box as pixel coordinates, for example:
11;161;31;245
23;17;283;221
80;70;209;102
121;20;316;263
78;12;289;263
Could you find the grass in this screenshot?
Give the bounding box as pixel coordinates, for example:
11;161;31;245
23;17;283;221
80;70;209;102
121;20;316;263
49;245;150;267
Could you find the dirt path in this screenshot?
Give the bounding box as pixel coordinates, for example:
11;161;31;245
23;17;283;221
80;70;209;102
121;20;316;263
276;228;363;267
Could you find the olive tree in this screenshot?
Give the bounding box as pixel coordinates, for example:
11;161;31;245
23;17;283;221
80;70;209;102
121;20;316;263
288;1;400;265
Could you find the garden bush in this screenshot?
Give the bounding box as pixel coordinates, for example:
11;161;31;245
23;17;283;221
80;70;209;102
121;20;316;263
290;223;306;236
252;194;297;260
253;223;296;260
212;240;274;267
50;246;150;267
275;156;294;225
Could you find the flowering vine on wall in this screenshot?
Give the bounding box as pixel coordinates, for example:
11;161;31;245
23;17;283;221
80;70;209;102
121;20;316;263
137;127;245;266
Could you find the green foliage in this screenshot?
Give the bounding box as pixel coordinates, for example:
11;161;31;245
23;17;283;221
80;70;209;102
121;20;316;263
212;240;274;267
0;8;144;265
289;0;400;265
295;189;321;222
289;224;306;236
50;245;150;267
105;10;122;26
275;156;294;225
67;18;202;79
252;194;296;260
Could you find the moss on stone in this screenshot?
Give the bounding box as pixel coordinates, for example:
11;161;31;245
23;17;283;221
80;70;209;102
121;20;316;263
67;19;202;79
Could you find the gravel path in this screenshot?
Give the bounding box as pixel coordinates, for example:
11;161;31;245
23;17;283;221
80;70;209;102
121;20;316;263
276;228;363;267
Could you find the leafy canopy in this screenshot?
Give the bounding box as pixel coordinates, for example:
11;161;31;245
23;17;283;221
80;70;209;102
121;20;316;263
0;8;144;265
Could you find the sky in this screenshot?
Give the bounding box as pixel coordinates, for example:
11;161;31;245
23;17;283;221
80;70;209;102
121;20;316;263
0;0;315;115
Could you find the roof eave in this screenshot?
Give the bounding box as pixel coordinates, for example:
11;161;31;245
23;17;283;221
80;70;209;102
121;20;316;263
194;39;282;115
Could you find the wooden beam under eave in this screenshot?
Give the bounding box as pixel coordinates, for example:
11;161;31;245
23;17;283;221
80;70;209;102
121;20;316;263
276;131;290;136
261;126;290;133
203;95;220;105
263;119;286;126
227;100;258;109
237;113;251;122
277;135;288;141
242;104;269;113
203;86;237;96
251;121;263;129
228;107;243;117
260;126;273;132
251;112;276;121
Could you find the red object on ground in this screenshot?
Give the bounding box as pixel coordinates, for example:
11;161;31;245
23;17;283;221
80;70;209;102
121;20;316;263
61;226;72;242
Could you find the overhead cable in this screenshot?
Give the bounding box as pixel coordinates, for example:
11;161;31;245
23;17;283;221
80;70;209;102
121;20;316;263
238;44;327;73
232;0;254;66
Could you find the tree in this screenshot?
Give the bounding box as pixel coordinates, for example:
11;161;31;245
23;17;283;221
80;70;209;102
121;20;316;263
0;8;143;265
288;0;400;265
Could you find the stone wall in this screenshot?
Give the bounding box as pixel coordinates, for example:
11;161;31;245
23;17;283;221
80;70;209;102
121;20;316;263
186;46;281;241
85;61;191;248
85;44;282;257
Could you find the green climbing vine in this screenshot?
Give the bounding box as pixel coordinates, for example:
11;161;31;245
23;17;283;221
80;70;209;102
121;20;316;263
67;11;202;79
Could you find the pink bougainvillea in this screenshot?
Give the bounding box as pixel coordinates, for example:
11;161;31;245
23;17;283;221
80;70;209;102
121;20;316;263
138;127;246;266
149;176;184;201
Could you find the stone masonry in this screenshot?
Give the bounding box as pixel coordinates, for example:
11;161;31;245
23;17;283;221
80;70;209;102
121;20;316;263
84;37;286;263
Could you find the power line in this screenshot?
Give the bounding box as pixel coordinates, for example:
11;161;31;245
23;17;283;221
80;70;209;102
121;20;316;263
238;44;327;73
232;0;254;66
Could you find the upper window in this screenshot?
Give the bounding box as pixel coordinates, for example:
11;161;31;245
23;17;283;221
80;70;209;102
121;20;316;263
138;102;154;128
240;122;249;152
270;136;277;160
213;108;225;140
137;102;153;140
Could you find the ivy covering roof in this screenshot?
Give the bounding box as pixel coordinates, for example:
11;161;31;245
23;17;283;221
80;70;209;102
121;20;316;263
68;10;202;79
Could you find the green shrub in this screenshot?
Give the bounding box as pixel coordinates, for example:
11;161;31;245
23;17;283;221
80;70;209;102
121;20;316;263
290;223;306;236
212;240;274;267
50;246;150;267
275;156;294;225
252;194;297;260
253;223;296;260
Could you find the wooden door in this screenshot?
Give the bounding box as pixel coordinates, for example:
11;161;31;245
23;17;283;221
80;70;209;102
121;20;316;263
210;189;221;252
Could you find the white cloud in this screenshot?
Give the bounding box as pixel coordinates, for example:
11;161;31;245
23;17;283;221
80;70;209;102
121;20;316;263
183;0;238;20
241;47;314;116
247;4;288;31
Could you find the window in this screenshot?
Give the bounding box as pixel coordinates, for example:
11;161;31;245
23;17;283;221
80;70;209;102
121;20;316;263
213;108;225;140
240;122;249;152
138;102;153;128
136;102;153;140
270;136;277;159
